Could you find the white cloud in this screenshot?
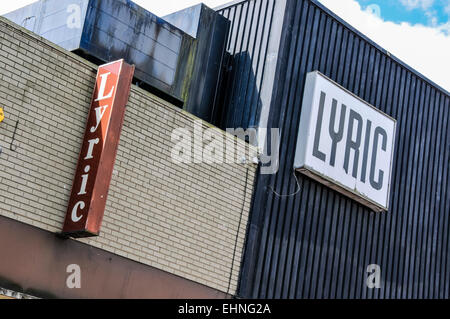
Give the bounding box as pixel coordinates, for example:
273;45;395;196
0;0;37;15
400;0;435;10
319;0;450;92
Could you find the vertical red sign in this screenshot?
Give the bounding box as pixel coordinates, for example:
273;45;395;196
62;60;135;238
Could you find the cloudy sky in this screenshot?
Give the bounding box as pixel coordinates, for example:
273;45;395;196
1;0;449;91
318;0;450;92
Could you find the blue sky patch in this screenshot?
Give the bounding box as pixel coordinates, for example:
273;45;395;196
356;0;449;26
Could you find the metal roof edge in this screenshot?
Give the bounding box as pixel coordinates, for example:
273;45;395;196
214;0;249;11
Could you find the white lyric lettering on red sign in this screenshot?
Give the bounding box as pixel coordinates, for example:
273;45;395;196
71;71;115;223
62;60;135;238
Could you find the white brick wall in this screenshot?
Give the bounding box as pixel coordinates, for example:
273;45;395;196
0;17;257;294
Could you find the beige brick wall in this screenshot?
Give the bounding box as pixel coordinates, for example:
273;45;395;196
0;17;258;294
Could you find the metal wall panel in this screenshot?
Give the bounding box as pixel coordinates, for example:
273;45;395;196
216;0;278;130
81;0;187;94
3;0;89;50
237;0;450;299
4;0;229;122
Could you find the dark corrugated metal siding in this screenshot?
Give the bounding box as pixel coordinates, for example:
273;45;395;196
235;0;450;298
216;0;276;130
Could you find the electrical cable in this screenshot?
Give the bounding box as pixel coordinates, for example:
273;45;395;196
268;170;301;197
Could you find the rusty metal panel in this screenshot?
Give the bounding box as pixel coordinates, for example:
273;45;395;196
62;59;134;238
